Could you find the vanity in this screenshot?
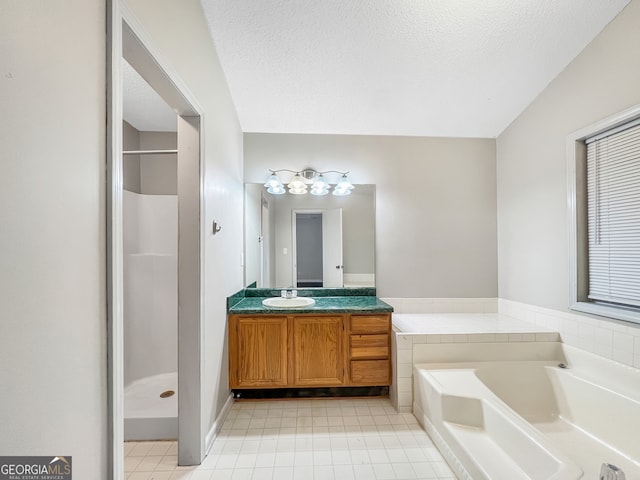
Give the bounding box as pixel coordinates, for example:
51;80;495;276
227;288;393;392
235;181;387;395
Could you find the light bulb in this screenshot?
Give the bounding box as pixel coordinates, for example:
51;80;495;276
264;173;282;188
288;173;306;190
267;184;286;195
288;185;307;195
335;174;354;191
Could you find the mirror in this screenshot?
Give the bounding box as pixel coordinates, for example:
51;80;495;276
244;184;375;289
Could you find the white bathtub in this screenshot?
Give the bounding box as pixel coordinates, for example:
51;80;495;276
124;372;177;441
413;344;640;480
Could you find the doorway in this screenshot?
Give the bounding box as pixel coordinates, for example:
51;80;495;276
291;209;344;288
108;5;204;478
295;213;324;287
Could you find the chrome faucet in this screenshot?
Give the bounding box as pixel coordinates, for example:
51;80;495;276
280;289;298;299
600;463;625;480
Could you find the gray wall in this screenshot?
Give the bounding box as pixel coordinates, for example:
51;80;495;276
0;1;107;477
140;131;177;195
0;0;244;476
124;0;244;450
496;1;640;311
123;121;141;193
245;133;497;298
123;123;177;195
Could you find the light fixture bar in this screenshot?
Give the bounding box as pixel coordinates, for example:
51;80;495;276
264;168;354;196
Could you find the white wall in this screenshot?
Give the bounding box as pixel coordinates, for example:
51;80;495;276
496;2;640;313
0;1;107;478
122;0;244;446
245;133;497;298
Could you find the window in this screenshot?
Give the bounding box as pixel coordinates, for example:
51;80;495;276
568;105;640;324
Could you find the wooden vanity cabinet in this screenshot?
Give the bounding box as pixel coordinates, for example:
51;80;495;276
292;315;345;386
228;312;391;389
348;314;391;386
228;315;288;388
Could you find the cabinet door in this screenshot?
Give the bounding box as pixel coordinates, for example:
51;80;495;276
230;316;288;388
292;316;345;386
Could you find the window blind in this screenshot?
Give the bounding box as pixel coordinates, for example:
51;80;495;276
586;121;640;307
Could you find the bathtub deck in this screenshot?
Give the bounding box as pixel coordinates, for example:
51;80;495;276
393;313;556;336
391;313;561;413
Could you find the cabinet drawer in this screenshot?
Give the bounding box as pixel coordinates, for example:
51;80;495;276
350;315;390;334
351;334;389;358
350;360;390;385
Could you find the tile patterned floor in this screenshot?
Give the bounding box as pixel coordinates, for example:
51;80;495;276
125;398;456;480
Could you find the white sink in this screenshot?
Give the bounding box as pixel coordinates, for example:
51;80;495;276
262;297;316;308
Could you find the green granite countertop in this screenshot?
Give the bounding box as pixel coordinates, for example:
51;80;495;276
228;295;393;315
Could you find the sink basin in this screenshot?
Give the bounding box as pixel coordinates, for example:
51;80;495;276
262;297;316;308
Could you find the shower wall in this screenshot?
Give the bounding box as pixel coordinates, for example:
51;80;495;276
123;190;178;386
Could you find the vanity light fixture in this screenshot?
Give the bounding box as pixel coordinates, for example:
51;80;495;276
264;169;354;196
287;173;308;194
264;172;286;195
332;173;355;196
310;173;330;196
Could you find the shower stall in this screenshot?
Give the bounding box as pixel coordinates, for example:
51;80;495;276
123;190;178;440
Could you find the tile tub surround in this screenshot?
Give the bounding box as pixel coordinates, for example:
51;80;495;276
390;313;559;412
500;299;640;369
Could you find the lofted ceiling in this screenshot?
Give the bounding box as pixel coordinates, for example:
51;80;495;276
123;1;630;138
200;0;629;138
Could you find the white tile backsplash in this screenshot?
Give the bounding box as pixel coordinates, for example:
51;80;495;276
613;332;634;365
499;298;640;368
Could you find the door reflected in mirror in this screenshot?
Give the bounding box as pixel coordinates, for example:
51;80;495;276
244;184;375;289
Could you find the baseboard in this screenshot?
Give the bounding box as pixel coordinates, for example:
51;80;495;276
204;392;234;455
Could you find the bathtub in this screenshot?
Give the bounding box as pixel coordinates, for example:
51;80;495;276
413;344;640;480
124;372;178;441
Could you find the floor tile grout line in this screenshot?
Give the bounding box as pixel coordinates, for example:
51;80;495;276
123;398;456;479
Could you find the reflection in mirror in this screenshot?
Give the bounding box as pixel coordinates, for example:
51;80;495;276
244;184;375;289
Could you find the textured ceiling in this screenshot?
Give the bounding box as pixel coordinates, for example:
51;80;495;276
122;59;176;132
201;0;630;138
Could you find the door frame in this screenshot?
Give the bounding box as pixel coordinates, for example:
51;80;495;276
107;1;205;477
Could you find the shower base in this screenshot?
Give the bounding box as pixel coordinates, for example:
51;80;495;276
124;372;177;441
